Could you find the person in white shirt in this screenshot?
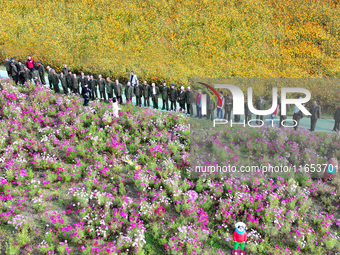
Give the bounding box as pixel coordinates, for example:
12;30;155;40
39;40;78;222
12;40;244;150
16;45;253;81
151;83;159;109
128;71;138;87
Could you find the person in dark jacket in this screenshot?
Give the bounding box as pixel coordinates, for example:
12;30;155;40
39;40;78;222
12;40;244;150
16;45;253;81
142;81;150;107
63;64;71;76
59;72;68;95
134;80;143;107
78;72;87;95
106;77;114;102
73;74;79;94
66;70;73;94
255;96;266;125
5;57;11;77
309;101;321;132
98;75;106;101
82;84;91;106
161;82;170;111
224;94;233;121
178;86;186;111
26;56;35;71
207;94;216;121
279;104;290;128
186;87;194;116
125;82;134;104
23;66;31;83
10;62;18;84
36;61;46;85
115;80;123;104
170;84;177;111
333;105;340;132
17;62;26;85
244;100;252;124
51;69;60;93
195;89;202;118
46;66;54;89
89;76;97;99
151;83;159;109
31;68;40;85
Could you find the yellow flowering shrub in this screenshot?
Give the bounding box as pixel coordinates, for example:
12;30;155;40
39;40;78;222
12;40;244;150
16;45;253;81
0;0;339;110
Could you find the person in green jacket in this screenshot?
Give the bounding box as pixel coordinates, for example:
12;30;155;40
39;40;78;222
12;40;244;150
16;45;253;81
98;75;106;101
51;69;60;93
161;82;170;111
46;66;54;89
115;80;123;104
143;81;150;107
36;61;46;85
125;82;134;104
106;77;114;102
59;71;68;95
207;94;216;121
185;87;194;116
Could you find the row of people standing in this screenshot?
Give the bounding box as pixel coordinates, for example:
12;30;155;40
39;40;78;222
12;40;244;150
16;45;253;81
4;57;197;112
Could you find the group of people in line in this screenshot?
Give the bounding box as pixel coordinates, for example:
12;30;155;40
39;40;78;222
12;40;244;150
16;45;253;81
4;57;196;111
4;56;340;132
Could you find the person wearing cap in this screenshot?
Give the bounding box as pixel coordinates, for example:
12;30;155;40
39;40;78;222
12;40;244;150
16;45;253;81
151;83;159;109
26;56;35;71
98;75;106;102
46;66;54;89
59;71;68;95
134;80;143;107
224;94;233;121
185;87;194;116
17;62;26;85
128;71;137;87
10;62;18;84
178;86;186;112
161;82;170;111
170;84;177;111
36;61;46;85
5;57;11;77
216;91;224;119
51;69;60;93
31;68;39;85
23;66;32;83
142;81;150;107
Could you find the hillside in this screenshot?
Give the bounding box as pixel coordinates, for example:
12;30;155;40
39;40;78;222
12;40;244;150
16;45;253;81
1;0;340;84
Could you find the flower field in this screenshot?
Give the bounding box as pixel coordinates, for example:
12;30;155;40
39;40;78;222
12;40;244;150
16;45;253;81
0;79;339;254
1;0;340;111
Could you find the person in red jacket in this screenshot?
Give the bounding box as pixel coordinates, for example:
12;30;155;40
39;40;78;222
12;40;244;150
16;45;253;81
233;222;247;255
26;56;35;71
